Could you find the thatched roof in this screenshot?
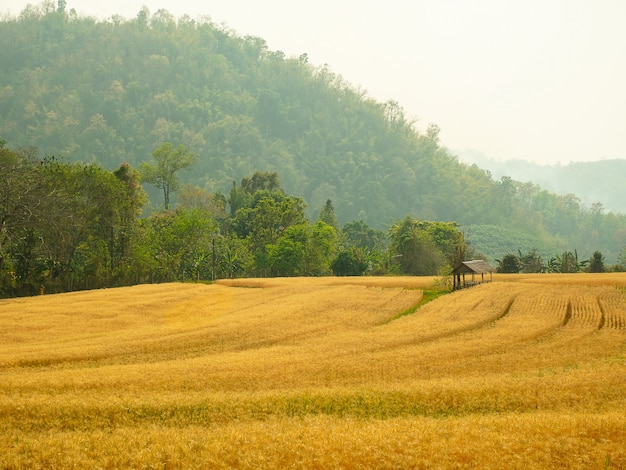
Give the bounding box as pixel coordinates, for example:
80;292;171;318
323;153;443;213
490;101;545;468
452;260;496;275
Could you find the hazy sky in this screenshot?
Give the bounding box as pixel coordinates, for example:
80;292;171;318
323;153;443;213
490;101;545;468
3;0;626;165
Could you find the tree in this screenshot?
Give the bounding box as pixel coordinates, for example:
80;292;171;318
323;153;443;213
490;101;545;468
551;250;587;273
0;150;75;294
389;217;443;275
136;6;150;28
518;248;545;273
342;220;386;251
331;249;368;276
240;171;281;194
0;145;44;275
587;250;605;273
388;217;467;275
616;248;626;272
229;172;281;217
177;184;227;222
318;199;339;231
216;234;252;279
112;162;147;275
138;208;217;282
304;220;337;275
0;148;149;294
248;193;305;246
496;253;521;273
140;142;197;209
39;160;143;290
424;221;465;267
266;221;336;276
267;229;305;276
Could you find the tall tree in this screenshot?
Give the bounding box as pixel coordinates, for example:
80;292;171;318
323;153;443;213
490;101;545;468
304;220;337;275
587;250;605;273
318;199;339;231
389;217;442;275
112;162;147;273
496;253;521;273
0;145;53;289
267;226;306;277
138;207;217;282
140;142;197;209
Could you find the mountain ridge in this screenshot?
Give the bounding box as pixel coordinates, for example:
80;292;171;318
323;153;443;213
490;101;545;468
457;149;626;215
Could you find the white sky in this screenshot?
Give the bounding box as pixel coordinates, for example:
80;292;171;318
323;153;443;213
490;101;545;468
3;0;626;165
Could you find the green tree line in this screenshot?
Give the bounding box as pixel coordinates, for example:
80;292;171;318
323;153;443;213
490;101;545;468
1;140;472;297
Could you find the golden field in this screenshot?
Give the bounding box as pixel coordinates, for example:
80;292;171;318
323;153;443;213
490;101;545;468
1;274;626;469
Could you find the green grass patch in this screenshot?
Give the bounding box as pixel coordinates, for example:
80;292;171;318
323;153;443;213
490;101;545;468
386;288;450;323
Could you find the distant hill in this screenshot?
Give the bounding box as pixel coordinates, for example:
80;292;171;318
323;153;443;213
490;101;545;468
457;149;626;215
1;4;625;263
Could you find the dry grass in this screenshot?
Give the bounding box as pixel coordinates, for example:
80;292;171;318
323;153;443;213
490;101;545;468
1;274;626;468
494;271;626;287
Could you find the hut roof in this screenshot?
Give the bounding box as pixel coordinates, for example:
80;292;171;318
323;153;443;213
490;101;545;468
452;260;496;275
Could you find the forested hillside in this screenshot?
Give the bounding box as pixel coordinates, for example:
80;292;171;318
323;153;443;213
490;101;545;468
1;1;625;266
458;150;626;215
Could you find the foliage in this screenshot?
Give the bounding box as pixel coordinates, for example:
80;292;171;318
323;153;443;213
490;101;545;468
616;248;626;272
0;149;149;295
227;173;338;276
518;248;546;273
341;219;386;252
318;199;339;231
587;250;605;273
303;221;338;276
139;207;217;282
548;250;588;274
389;217;465;275
463;224;562;265
1;4;626;291
1;5;624;265
496;253;521;274
496;248;546;274
462;154;626;215
140;142;197;209
331;249;368;276
2;138;624;297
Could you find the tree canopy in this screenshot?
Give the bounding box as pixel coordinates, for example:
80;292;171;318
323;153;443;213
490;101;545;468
140;142;197;209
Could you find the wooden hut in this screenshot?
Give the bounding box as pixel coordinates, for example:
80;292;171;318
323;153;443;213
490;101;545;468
452;260;495;290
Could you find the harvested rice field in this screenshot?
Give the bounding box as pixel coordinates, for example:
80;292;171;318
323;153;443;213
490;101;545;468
1;274;625;468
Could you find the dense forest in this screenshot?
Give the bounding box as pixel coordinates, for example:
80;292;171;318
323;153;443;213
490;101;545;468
0;139;471;295
1;1;626;295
